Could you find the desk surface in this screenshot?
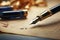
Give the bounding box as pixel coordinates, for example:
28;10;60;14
0;0;60;39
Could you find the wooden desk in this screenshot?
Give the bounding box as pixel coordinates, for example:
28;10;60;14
0;0;60;39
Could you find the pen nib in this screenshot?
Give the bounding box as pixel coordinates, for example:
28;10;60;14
30;17;40;25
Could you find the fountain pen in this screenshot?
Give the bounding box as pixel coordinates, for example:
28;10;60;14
30;4;60;24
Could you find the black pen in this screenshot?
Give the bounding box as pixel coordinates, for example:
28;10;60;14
30;4;60;24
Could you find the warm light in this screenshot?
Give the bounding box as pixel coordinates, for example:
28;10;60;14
35;0;44;4
1;1;10;6
1;1;7;5
25;5;29;9
16;1;20;6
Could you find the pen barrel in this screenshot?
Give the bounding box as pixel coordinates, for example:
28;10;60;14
38;4;60;21
50;4;60;14
30;4;60;24
39;11;52;20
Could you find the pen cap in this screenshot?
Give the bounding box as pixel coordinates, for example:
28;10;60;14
0;6;13;12
50;4;60;14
